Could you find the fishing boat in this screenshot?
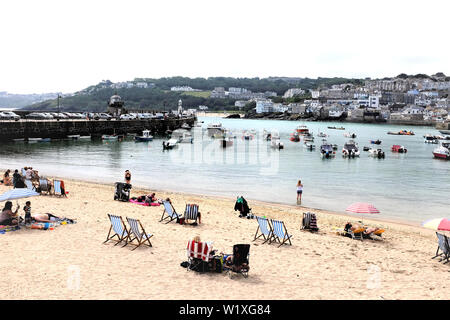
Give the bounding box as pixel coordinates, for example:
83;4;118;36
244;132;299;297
387;130;415;136
162;138;178;150
368;148;385;159
304;142;316;150
370;139;382;145
295;125;310;135
343;132;357;138
391;145;407;153
342;140;360;158
320;140;336;158
328;126;345;130
135;130;154;142
432;142;450;160
290;132;300;142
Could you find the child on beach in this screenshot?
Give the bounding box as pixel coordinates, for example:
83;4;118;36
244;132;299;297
124;170;131;184
23;201;32;224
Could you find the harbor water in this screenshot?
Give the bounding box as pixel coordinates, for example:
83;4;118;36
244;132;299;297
0;116;449;223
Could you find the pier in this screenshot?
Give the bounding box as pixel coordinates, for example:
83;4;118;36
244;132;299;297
0;116;196;141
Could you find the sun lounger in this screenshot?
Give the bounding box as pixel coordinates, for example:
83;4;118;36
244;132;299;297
123;217;153;250
270;219;293;247
253;216;273;244
104;214;129;245
433;232;449;264
160;200;182;224
186;240;213;272
223;244;250;278
184;204;200;225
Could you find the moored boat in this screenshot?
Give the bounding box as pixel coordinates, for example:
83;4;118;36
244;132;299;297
304;142;315;150
369;148;385;159
290;132;300;142
432;142;450;160
162;138;178;150
342;140;360;158
295;125;310;135
370;139;382;145
320;140;336;158
135;130;153;142
391;145;407;153
387;130;415;136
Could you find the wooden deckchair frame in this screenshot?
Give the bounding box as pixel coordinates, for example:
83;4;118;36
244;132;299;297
270;219;293;247
253;216;273;244
160;200;181;224
104;214;129;245
123;217;153;251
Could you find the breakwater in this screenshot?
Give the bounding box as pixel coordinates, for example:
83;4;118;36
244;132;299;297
0;117;195;141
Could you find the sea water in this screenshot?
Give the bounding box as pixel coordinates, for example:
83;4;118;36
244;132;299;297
0;116;448;223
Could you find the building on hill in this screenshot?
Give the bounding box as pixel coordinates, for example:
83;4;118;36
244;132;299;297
283;88;305;98
107;94;125;116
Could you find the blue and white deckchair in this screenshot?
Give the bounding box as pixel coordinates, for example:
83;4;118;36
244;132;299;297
160;200;181;224
270;219;293;247
104;214;129;245
253;216;273;244
53;180;65;196
123;217;153;250
184;204;200;224
433;232;449;264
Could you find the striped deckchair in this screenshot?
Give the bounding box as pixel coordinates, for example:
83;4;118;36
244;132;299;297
270;219;293;247
53;180;66;197
253;216;273;244
186;240;212;272
224;244;250;278
123;217;153;250
104;214;129;245
160;200;181;224
184;204;200;225
433;232;449;264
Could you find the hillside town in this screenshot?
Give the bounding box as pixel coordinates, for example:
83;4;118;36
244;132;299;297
241;73;450;125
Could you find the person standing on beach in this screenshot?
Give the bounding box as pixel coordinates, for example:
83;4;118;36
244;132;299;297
124;170;131;184
296;180;303;203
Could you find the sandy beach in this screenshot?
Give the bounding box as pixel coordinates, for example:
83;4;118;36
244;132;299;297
0;176;449;300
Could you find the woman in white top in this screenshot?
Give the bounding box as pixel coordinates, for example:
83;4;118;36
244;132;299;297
296;180;303;202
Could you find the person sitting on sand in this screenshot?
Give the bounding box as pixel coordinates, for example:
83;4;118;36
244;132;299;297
33;213;62;223
0;201;19;226
12;169;23;188
2;170;12;186
145;193;158;204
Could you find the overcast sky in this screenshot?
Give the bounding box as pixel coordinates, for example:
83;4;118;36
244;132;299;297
1;0;449;94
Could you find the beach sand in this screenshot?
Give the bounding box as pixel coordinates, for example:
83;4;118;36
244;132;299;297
0;178;448;300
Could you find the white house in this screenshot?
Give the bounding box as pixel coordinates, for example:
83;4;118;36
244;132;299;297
256;100;274;113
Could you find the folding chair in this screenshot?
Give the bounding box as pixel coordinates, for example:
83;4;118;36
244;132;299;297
433;232;449;264
53;180;67;197
270;219;293;247
186;240;212;272
253;216;273;244
104;214;129;245
160;200;182;224
184;204;200;225
123;217;153;250
223;244;250;278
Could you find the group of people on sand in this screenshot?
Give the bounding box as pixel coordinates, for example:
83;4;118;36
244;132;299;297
123;170;163;205
344;221;382;237
0;200;63;226
1;167;51;190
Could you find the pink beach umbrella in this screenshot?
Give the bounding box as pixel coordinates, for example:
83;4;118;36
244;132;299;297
346;202;380;223
422;218;450;232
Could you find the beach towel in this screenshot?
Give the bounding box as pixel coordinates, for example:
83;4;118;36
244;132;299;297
129;199;160;206
0;225;20;233
29;222;56;230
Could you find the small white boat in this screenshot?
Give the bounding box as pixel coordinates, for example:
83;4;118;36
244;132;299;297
342;140;360;158
304;142;316;150
171;129;193;143
271;138;284;150
102;135;119;141
207;122;223;130
369;148;385;158
433;142;450;160
163;138;179;150
135;130;153;142
317;132;328;137
343;132;357;138
67;135;81;140
79;135;91;140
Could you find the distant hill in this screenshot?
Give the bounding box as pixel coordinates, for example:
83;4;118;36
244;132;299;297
22;76;364;112
0;92;60;109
